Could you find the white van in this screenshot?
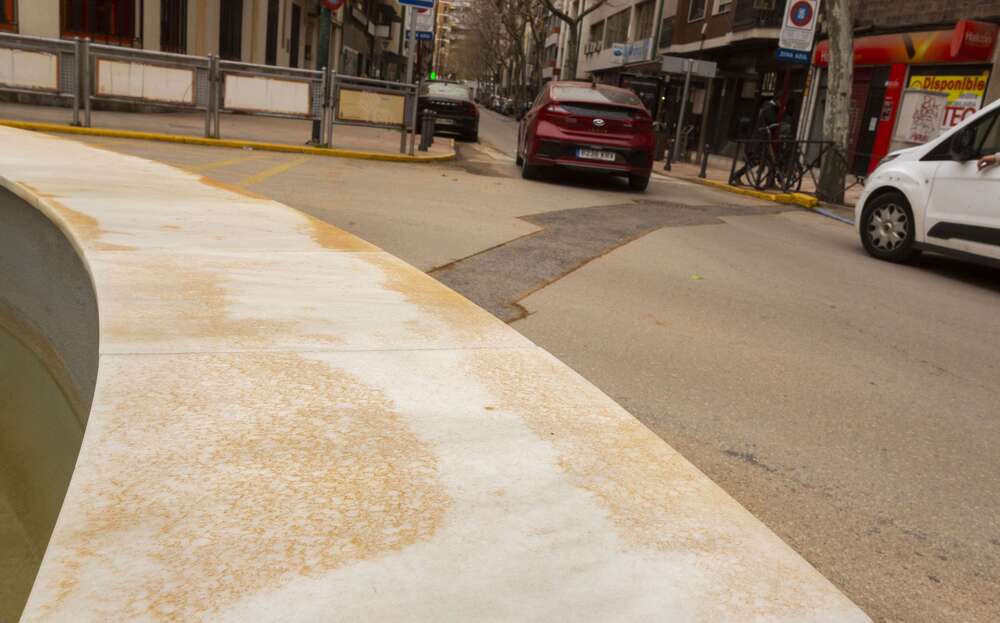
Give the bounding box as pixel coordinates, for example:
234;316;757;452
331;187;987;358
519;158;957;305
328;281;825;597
857;98;1000;268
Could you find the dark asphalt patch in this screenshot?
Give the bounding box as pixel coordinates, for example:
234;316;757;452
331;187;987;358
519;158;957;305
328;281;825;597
431;200;787;322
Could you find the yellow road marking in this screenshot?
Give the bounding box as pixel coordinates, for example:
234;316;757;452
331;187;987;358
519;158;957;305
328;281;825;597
235;156;311;187
180;153;271;173
0;119;456;163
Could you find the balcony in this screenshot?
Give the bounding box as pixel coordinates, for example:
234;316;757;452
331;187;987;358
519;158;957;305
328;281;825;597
732;0;786;31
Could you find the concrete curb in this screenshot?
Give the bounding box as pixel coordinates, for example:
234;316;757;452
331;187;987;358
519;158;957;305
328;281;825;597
0;119;456;163
667;173;820;209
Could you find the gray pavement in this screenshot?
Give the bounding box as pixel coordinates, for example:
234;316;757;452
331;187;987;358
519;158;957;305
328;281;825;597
60;130;1000;623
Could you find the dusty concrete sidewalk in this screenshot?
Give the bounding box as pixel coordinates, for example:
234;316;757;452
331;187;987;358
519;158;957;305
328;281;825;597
0;101;453;159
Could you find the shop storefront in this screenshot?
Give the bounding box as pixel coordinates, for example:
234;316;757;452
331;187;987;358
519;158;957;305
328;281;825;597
806;19;998;175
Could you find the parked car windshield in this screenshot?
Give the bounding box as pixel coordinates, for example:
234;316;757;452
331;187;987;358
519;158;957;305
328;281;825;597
551;85;643;107
422;82;472;100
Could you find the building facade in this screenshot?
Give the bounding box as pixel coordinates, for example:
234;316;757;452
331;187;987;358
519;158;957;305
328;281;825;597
0;0;407;78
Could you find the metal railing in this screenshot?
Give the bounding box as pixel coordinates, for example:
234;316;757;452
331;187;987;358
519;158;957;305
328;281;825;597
0;32;80;125
729;137;862;195
0;32;419;154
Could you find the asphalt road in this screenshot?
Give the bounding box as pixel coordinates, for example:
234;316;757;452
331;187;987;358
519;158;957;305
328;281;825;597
71;131;1000;623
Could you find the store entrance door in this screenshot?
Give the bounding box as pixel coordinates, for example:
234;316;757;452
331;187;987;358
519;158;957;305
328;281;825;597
852;66;889;175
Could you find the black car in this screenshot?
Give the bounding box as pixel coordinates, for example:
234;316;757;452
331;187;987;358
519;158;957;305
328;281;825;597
418;82;479;142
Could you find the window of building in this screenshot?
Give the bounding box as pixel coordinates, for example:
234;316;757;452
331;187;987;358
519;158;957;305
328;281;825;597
0;0;16;32
688;0;707;21
219;0;243;61
659;16;674;48
713;0;732;14
265;0;279;65
633;1;654;40
61;0;137;46
160;0;187;54
604;10;629;47
588;20;604;52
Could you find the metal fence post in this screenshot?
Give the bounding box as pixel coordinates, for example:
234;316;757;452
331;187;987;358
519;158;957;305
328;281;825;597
210;55;221;138
204;55;213;138
71;37;82;126
80;38;92;128
317;66;328;147
408;80;421;156
326;71;337;147
400;88;410;155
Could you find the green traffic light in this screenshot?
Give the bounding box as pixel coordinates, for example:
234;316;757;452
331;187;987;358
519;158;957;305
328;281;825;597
430;71;437;80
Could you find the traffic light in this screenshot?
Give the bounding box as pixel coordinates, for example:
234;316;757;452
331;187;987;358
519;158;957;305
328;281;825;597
430;71;437;80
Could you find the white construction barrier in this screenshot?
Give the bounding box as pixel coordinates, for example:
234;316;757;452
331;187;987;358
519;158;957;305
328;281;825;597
96;59;196;105
0;48;59;92
223;74;311;117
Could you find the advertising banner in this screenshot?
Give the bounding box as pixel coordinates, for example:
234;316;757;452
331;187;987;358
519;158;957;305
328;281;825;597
907;70;990;129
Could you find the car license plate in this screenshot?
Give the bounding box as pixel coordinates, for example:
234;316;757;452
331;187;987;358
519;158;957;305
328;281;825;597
577;149;616;162
436;118;456;125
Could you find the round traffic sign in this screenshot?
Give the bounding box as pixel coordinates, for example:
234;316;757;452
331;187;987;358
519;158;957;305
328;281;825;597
789;1;814;27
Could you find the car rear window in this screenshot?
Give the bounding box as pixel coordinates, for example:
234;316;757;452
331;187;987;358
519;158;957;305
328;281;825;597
422;82;471;100
551;85;642;107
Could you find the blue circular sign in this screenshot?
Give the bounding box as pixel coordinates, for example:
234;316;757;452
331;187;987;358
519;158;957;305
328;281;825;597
790;1;813;27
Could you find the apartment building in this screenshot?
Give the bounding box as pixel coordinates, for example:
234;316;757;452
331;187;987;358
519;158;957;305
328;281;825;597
804;2;1000;175
0;0;407;78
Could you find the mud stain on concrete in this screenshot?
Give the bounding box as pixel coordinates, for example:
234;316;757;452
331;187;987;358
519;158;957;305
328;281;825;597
16;182;136;251
301;214;378;253
366;254;509;343
37;352;449;620
98;255;342;350
466;348;838;621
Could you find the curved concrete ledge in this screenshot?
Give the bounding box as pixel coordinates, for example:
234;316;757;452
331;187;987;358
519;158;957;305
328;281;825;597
2;127;870;622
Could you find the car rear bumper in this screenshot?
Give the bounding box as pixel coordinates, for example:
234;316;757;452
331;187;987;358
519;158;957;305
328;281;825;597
427;113;478;135
529;139;652;175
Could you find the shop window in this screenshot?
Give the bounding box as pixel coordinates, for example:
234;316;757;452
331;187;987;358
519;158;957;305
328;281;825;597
713;0;732;14
688;0;707;22
219;0;243;61
61;0;137;46
604;10;629;47
160;0;187;54
0;0;16;32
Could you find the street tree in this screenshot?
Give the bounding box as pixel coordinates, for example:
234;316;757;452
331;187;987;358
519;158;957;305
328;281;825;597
818;0;853;204
537;0;610;79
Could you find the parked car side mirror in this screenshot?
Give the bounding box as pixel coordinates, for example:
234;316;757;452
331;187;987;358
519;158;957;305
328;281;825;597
950;127;977;162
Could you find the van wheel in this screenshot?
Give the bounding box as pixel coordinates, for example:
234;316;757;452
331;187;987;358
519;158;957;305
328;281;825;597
860;192;920;263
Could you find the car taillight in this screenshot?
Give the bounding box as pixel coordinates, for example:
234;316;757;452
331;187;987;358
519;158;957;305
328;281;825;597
464;101;478;115
625;111;652;132
540;103;570;126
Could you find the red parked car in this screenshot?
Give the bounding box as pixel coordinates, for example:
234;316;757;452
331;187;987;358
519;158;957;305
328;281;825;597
516;81;655;191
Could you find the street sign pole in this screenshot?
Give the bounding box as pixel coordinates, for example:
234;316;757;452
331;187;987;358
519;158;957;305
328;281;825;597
401;6;416;154
669;59;693;167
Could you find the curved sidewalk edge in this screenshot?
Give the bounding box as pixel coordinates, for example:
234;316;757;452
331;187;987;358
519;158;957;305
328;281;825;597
665;173;821;209
0;119;456;163
2;127;870;622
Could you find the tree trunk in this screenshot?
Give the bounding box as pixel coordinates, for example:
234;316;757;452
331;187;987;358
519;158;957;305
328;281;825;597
564;22;580;79
818;0;853;204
